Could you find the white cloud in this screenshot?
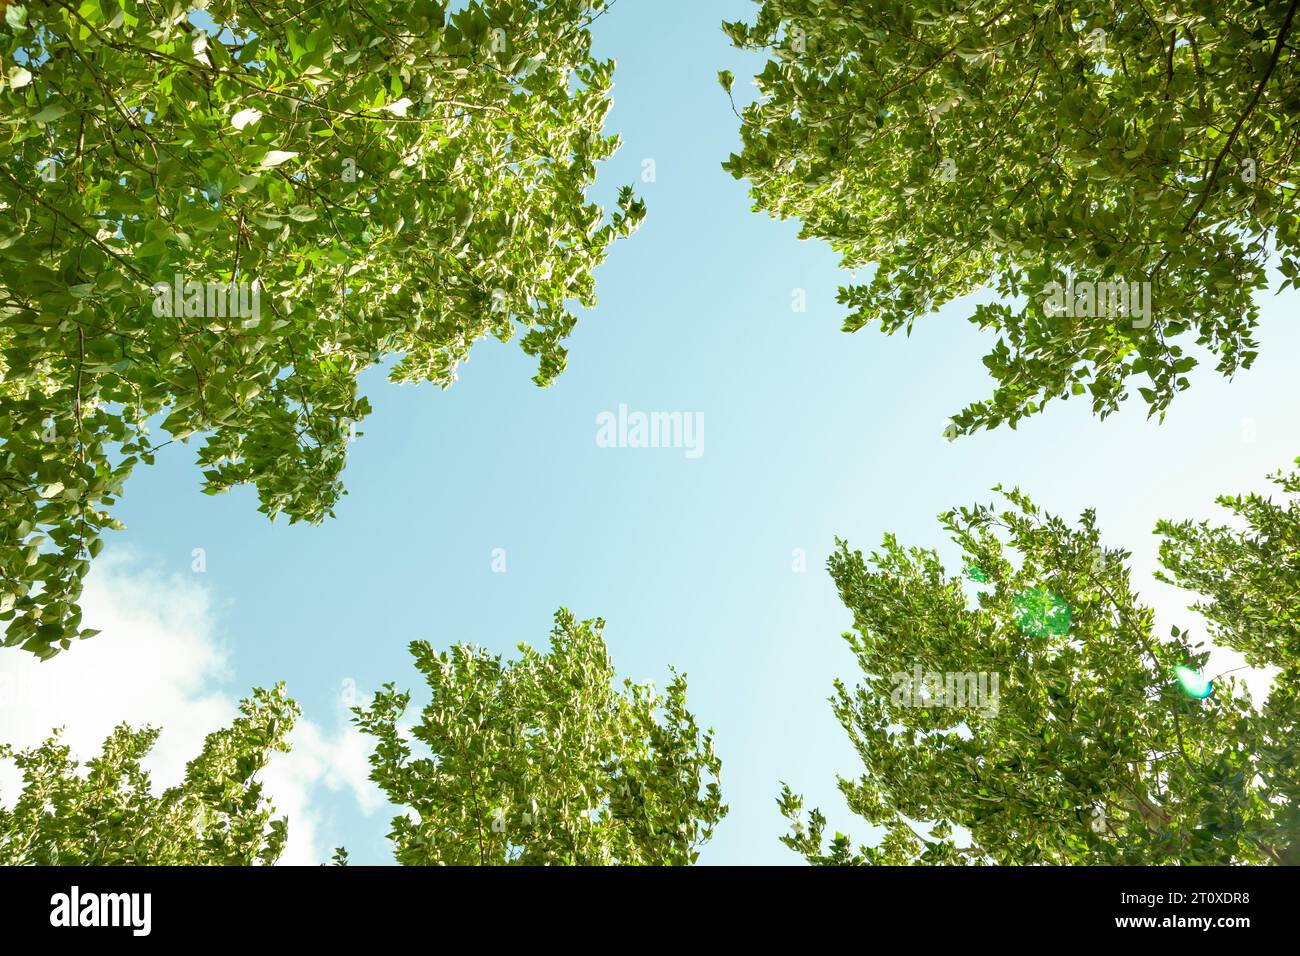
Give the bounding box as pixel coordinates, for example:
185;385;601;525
0;552;380;865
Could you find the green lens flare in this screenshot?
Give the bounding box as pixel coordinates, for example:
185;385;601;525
1012;588;1071;637
1173;665;1213;699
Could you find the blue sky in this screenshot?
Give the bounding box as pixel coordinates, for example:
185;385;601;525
4;0;1299;865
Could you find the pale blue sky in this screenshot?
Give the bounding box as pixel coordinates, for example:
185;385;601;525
10;0;1299;865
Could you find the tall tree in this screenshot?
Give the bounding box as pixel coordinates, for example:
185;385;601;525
0;685;297;865
722;1;1300;435
0;0;642;658
779;487;1296;864
354;609;726;865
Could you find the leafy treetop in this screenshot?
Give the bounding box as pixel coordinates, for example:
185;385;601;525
780;486;1297;864
0;684;298;865
0;0;642;658
354;609;727;865
1157;456;1300;674
723;0;1299;435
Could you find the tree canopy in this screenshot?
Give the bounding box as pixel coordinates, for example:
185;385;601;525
722;0;1300;436
353;609;726;865
0;685;297;865
0;0;642;658
779;484;1297;864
